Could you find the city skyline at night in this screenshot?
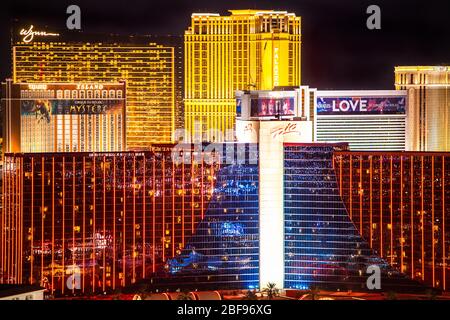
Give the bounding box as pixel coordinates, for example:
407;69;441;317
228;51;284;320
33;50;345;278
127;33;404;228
2;0;450;89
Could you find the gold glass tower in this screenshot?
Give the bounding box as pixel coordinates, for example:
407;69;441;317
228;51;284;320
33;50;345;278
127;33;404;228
13;34;177;149
184;10;302;142
395;66;450;151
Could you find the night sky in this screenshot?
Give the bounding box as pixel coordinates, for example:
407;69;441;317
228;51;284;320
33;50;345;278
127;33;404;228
2;0;450;89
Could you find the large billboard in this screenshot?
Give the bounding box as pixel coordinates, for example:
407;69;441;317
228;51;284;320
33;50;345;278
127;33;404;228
317;96;406;115
250;97;295;117
21;99;124;121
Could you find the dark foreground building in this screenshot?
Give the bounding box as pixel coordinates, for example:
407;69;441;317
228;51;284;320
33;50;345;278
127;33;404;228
1;143;448;294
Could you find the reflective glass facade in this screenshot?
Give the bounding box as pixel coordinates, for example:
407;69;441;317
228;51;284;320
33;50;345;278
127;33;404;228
1;144;259;293
284;144;421;291
334;151;450;290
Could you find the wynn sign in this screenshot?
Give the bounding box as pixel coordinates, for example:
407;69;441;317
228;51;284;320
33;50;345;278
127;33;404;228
19;25;60;43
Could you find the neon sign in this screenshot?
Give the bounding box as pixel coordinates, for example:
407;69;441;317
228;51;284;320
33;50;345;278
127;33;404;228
317;97;406;115
19;25;59;43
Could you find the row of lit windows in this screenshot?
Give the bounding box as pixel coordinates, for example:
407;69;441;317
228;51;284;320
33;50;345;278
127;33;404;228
283;145;414;291
334;152;450;289
14;43;177;146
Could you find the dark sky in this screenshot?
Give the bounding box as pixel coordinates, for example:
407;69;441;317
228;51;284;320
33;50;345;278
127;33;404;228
2;0;450;89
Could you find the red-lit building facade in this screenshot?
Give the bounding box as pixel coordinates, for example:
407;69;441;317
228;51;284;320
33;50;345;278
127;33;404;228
334;152;450;290
2;145;449;293
1;146;218;294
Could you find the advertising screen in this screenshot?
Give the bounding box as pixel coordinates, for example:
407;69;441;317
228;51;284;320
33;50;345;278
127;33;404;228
317;96;406;115
251;97;295;117
21;99;124;120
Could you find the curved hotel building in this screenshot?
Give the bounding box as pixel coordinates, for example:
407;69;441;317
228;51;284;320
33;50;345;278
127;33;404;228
4;142;446;293
335;151;449;289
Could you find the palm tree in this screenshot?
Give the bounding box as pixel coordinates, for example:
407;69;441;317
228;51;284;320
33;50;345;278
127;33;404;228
111;288;122;300
308;286;321;300
244;289;258;300
385;291;397;300
425;289;438;300
263;282;279;300
177;291;193;300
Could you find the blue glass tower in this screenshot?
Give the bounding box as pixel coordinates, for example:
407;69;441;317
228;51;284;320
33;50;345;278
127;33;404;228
159;144;260;290
284;144;425;292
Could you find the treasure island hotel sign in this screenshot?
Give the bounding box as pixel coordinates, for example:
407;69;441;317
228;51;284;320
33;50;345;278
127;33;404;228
3;81;126;153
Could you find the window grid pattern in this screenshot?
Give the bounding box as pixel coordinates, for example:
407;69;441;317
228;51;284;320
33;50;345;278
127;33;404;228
13;42;176;148
184;11;301;142
334;151;450;290
160;145;259;290
0;147;220;294
284;145;421;291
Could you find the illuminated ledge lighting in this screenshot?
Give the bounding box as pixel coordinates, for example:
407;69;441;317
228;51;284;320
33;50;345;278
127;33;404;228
192;13;220;17
394;83;450;87
255;11;289;15
395;66;449;72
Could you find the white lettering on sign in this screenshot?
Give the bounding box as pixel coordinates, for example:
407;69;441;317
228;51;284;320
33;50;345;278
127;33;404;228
77;83;104;90
273;47;279;87
27;84;48;90
20;25;59;43
332;99;368;112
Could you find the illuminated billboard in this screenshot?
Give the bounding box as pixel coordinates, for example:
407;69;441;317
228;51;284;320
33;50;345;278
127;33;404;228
317;96;406;115
250;97;295;117
21;98;124;120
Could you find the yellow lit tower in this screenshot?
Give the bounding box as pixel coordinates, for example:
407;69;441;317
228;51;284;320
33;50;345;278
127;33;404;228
184;10;302;142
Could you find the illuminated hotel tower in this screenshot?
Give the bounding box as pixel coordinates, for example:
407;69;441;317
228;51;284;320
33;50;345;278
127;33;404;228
12;27;181;149
184;10;302;142
395;66;450;151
